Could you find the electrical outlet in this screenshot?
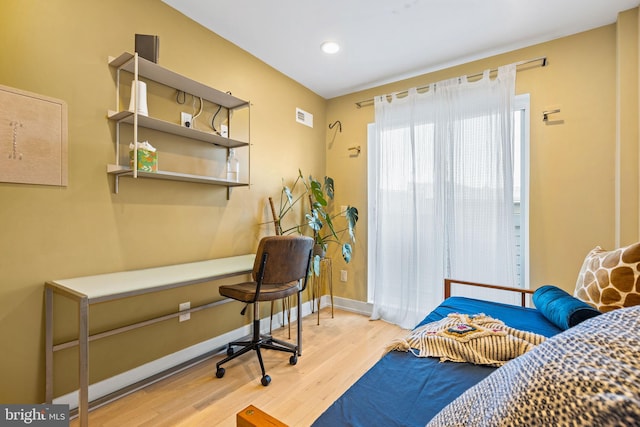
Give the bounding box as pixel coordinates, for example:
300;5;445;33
340;270;348;282
180;112;192;128
179;301;190;322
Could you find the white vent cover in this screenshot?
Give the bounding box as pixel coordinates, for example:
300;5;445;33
296;107;313;128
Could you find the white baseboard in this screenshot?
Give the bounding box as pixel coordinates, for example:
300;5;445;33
54;324;252;410
330;295;373;316
53;296;366;410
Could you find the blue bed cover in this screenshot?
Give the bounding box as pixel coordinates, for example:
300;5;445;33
311;296;562;427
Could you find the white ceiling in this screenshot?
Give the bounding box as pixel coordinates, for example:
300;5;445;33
162;0;640;99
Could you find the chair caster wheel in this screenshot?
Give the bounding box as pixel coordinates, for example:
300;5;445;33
216;367;225;378
289;355;298;365
226;346;234;356
261;375;271;386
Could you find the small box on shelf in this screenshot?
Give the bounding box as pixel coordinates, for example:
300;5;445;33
129;147;157;172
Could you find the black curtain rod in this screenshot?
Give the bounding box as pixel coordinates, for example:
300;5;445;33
355;56;547;108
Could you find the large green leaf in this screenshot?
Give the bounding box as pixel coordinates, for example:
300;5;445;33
322;210;339;239
324;176;335;200
342;243;353;263
310;179;327;206
345;206;359;241
306;211;323;232
284;185;294;206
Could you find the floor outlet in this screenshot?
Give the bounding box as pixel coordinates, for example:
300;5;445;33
179;301;191;322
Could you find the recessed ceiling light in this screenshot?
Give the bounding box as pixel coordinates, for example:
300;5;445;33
321;41;340;54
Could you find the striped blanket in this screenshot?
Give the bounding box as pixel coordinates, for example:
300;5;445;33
386;313;545;367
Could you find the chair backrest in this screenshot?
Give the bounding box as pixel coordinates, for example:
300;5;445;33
252;235;314;285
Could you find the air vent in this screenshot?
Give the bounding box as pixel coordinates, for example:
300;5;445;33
296;108;313;128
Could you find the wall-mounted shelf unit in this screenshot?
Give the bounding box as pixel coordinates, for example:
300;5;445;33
107;52;250;197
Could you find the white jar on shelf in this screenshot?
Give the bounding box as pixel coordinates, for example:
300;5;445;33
226;149;239;182
128;81;148;116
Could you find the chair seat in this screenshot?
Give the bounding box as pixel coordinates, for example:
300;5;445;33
219;281;299;303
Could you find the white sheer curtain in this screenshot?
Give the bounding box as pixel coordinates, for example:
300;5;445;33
370;65;518;329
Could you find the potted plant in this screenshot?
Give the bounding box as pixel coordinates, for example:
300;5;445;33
269;170;358;275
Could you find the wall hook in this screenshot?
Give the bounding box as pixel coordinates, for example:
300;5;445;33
348;145;361;155
329;120;342;132
542;109;561;121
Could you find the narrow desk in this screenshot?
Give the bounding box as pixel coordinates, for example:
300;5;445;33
45;254;255;427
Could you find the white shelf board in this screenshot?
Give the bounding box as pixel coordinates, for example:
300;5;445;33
107;164;249;187
107;110;248;148
108;52;249;110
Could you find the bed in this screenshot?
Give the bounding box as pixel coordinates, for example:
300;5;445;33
312;279;640;427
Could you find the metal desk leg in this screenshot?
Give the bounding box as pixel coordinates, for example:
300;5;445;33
315;273;321;325
78;297;89;427
296;290;302;356
45;287;53;404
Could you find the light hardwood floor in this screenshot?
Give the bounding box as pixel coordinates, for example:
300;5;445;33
71;308;405;427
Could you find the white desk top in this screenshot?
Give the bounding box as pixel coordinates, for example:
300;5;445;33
47;254;255;303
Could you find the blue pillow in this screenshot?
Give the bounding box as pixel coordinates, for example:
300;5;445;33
533;285;601;330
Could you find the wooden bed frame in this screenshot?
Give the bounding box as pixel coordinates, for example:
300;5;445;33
444;278;534;307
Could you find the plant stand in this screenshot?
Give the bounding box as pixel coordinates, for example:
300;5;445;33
310;258;334;325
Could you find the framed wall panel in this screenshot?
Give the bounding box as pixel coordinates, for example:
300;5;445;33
0;84;68;186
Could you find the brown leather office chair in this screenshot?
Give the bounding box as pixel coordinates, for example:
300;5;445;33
215;235;313;386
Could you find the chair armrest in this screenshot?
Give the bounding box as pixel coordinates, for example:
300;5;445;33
444;278;533;307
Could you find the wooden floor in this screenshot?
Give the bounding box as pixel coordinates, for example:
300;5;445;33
71;308;405;427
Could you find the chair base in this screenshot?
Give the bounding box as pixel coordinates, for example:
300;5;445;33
216;308;299;386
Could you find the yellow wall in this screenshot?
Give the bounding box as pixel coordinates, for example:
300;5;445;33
617;8;640;245
2;0;639;405
327;12;639;301
0;0;326;403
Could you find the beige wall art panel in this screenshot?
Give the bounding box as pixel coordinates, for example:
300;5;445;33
0;84;68;186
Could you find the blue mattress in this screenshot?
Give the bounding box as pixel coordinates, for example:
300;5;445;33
312;297;563;427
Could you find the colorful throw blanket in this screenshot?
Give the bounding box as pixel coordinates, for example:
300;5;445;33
386;313;546;367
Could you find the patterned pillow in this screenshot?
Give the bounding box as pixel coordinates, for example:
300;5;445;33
574;242;640;312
